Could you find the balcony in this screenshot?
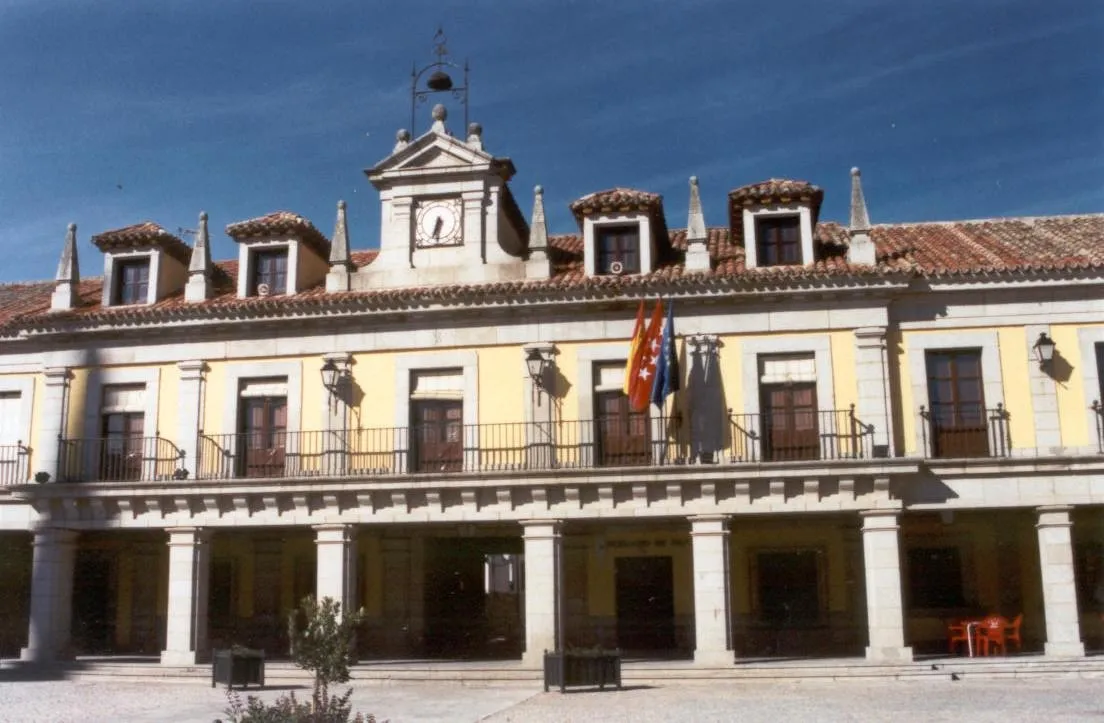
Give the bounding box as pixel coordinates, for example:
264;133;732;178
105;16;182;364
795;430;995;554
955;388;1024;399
919;403;1010;459
726;407;876;463
0;442;29;486
56;436;186;483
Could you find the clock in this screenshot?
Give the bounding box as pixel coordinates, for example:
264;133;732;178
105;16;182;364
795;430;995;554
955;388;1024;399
415;197;463;248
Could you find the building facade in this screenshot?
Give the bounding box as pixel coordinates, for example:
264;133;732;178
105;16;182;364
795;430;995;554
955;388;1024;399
0;108;1103;667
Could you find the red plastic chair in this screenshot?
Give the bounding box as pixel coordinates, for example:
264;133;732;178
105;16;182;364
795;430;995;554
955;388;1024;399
947;619;973;655
1004;613;1023;652
977;615;1008;656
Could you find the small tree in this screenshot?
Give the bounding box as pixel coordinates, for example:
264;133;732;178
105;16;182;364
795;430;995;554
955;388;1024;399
288;596;367;700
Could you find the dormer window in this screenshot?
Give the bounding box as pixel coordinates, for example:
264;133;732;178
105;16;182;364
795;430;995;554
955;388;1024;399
756;215;801;267
251;248;288;296
114;258;150;305
597;225;641;275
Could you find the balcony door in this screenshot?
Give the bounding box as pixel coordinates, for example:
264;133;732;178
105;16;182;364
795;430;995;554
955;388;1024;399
101;412;144;481
760;383;819;461
595;390;651;466
411;399;463;472
239;396;287;477
926;349;987;458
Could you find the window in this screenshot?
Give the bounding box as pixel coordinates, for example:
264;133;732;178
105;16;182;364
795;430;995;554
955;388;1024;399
596;225;640;275
595;391;651;466
759;355;819;461
925;350;988;458
409;369;464;472
238;380;287;478
754;549;822;624
1095;343;1104;403
756;216;802;267
100;384;146;481
113;258;150;305
251;248;288;295
907;547;966;608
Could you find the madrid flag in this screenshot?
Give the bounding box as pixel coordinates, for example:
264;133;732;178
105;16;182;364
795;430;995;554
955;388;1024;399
626;300;665;412
622;301;645;396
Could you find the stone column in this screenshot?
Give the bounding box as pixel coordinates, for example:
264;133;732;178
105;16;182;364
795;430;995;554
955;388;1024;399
177;361;205;478
522;343;556;470
321;353;352;477
1026;325;1062;453
860;510;912;662
20;528;78;662
690;515;732;665
315;524;358;615
854;327;893;457
522;520;561;666
1036;506;1085;656
161;528;212;665
34;367;70;482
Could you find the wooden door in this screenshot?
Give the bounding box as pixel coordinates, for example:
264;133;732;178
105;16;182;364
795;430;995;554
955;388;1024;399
101;412;144;481
239;397;287;477
926;350;988;457
411;400;463;472
761;383;819;461
595;391;651;466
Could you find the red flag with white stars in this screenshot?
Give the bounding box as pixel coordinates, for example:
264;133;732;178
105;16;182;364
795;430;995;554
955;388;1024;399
627;300;664;412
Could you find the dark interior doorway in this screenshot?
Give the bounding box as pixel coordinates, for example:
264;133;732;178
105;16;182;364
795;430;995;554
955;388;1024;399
72;550;117;654
615;555;675;653
757;549;821;625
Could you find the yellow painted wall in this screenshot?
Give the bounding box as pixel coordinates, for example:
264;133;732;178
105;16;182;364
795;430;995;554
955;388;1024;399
829;331;858;412
478;347;524;425
201;363;225;434
155;364;178;441
1052;323;1104;448
65;368;89;438
583;530;693;617
350;353;395;430
997;328;1035;449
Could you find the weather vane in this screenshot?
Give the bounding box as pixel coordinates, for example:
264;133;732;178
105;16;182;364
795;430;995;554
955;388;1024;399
411;27;469;133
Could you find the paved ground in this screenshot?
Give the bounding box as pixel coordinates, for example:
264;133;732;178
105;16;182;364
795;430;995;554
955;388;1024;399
0;677;1102;722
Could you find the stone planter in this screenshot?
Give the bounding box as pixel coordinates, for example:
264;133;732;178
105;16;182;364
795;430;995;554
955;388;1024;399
543;649;622;692
211;647;265;689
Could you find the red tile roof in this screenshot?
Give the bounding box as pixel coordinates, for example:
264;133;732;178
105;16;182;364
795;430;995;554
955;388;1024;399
2;215;1100;332
729;179;824;209
570;188;664;219
91;222;191;264
225;211;330;257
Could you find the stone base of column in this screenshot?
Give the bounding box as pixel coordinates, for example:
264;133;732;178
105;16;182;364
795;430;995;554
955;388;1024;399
865;645;913;663
1044;641;1085;658
693;649;733;666
522;649;548;667
160;649;201;666
19;646;73;663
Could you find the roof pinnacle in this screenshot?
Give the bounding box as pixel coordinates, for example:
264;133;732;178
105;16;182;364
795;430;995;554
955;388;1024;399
50;222;80;311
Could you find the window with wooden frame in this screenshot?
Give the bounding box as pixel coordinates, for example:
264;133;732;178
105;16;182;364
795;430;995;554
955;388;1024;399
113;258;150;305
409;369;464;473
237;379;288;478
925;349;988;458
755;215;802;267
596;225;641;275
250;248;288;296
100;384;146;481
759;354;819;461
592;362;651;466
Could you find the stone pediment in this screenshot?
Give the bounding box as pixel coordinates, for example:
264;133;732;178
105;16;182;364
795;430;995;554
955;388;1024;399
366;130;515;188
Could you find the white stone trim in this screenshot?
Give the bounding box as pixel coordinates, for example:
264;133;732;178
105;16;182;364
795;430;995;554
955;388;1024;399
742;205;814;269
394;351;479;430
236;239;298;298
583;215;654;277
0;376;35;448
219;360;303;434
83;367;161;439
905;330;1003;457
1077;327;1104;453
101;250;159;307
739;336;835;417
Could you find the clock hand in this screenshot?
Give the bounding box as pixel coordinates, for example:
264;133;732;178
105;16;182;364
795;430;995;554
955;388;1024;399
432;216;443;239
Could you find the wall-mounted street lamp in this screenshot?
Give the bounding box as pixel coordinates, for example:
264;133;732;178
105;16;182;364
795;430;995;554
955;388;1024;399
1034;332;1057;366
525;346;552;391
321;358;342;391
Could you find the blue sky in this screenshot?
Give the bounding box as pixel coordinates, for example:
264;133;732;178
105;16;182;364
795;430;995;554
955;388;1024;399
1;0;1101;282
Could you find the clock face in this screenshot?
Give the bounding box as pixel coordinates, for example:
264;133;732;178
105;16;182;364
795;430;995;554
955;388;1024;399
415;198;462;248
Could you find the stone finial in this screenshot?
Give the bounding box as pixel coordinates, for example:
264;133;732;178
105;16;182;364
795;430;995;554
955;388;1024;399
525;185;550;280
431;104;448;135
684;176;710;273
850;167;871;231
51;223;81;311
325;200;353;292
847;167;876;265
466;122;483;151
185;211;213;302
394;129;411;153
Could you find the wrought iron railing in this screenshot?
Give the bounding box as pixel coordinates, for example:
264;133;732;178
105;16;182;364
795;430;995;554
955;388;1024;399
56;436;186;483
0;442;29;486
919;403;1010;459
725;406;875;463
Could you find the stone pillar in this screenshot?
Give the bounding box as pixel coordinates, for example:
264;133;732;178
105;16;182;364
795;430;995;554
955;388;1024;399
315;524;358;615
690;515;732;665
161;528;212;665
854;327;893;457
20;528;78;662
1036;506;1085;656
522;520;561;666
34;367;70;482
1026;325;1062;453
177;361;205;478
321;353;352;477
860;510;912;662
522;343;556;470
